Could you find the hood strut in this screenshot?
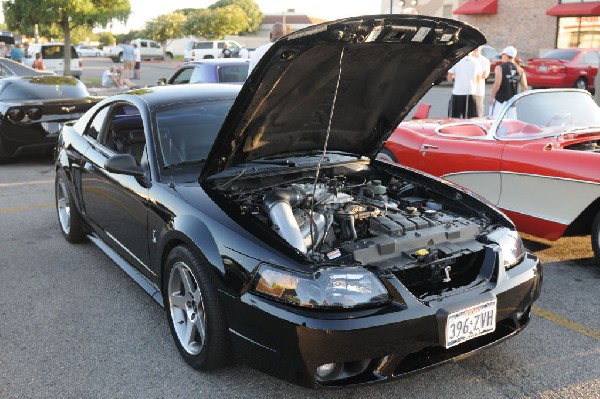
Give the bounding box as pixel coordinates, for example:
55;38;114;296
308;46;346;253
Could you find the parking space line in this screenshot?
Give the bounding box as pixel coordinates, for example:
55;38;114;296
533;305;600;342
0;202;54;213
0;180;53;187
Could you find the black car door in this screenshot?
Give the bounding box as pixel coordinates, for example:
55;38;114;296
80;102;153;279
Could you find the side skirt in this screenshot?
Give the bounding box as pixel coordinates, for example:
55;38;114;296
88;233;164;307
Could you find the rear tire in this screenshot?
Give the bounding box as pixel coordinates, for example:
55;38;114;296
575;77;587;90
55;171;86;243
591;213;600;265
164;246;232;370
118;52;124;63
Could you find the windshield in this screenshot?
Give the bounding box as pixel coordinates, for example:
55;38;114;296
495;91;600;139
154;99;234;168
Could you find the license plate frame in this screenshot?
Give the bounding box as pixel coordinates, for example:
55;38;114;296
538;65;548;72
444;299;497;348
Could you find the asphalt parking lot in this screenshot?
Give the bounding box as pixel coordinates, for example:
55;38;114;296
0;68;598;398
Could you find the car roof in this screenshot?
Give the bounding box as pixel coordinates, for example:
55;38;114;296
115;84;242;108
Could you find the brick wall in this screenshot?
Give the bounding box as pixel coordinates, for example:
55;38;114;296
454;0;557;60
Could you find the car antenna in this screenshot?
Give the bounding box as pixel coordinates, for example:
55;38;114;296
308;46;345;254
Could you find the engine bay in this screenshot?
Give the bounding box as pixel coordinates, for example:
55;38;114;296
216;161;494;272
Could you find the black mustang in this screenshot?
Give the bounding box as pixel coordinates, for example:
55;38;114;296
55;15;542;388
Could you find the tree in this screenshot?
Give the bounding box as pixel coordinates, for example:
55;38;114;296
209;0;262;33
3;0;131;75
184;5;247;40
144;12;186;50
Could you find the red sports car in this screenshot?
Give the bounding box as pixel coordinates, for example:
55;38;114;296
382;89;600;263
526;48;600;91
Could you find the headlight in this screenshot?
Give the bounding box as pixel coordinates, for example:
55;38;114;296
488;227;525;269
252;265;390;309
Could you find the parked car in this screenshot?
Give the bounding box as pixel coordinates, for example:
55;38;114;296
54;16;541;388
525;48;600;91
383;88;600;263
104;39;173;63
75;45;104;57
0;76;100;162
23;43;83;78
0;57;55;77
183;40;241;61
157;59;249;85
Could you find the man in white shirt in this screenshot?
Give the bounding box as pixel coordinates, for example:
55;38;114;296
471;46;491;117
248;22;286;76
447;52;484;118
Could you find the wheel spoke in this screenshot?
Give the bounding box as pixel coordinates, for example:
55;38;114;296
170;293;187;310
179;266;195;296
184;315;197;346
57;197;68;208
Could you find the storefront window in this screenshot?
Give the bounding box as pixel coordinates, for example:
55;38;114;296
557;16;600;48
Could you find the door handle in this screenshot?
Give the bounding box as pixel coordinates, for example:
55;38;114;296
421;144;439;150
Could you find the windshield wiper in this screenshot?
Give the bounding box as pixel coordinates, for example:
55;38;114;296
163;159;207;169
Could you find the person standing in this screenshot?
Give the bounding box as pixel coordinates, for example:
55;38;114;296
10;43;24;63
471;46;491;117
133;43;141;80
248;22;286;76
31;53;44;70
489;46;528;118
121;41;134;79
447;51;483;118
220;43;232;58
238;46;249;59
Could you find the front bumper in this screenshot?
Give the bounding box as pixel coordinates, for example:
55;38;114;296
222;253;542;388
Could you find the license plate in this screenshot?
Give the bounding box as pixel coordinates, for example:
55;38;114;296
445;299;496;348
42;122;64;136
538;65;548;72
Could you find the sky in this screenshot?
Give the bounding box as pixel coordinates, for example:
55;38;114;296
116;0;383;32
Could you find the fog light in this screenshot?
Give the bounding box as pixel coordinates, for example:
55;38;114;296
315;363;337;378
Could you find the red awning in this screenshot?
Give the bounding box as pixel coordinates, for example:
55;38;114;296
546;2;600;16
453;0;498;15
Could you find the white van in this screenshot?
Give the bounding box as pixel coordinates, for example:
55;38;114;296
24;43;82;78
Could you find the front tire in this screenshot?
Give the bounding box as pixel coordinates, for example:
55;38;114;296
55;171;86;243
164;52;173;61
164;246;232;370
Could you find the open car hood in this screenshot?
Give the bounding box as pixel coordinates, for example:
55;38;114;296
201;15;485;179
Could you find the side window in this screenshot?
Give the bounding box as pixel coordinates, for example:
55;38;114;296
194;42;211;49
217;42;225;49
150;41;160;49
85;107;111;141
140;41;148;48
171;68;194;84
103;104;146;164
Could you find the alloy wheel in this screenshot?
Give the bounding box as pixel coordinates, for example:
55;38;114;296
168;261;207;355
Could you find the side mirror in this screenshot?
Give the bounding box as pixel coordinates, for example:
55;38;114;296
157;77;167;86
104;153;145;177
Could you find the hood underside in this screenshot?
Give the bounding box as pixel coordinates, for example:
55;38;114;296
202;15;485;179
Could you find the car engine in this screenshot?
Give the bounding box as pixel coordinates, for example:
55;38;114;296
230;173;488;269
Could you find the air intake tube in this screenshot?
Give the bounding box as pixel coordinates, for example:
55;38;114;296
263;189;307;253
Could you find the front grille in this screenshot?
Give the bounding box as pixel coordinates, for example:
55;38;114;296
392;250;488;299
